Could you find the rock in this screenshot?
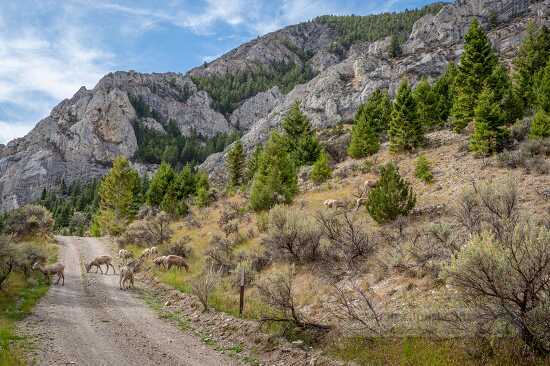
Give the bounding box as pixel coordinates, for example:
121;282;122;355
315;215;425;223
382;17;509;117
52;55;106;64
230;87;283;131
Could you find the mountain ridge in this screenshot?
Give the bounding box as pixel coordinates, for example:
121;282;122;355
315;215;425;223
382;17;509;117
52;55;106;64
1;0;549;211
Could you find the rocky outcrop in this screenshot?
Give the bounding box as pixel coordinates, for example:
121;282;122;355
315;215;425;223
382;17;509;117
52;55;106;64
229;87;284;131
200;0;550;183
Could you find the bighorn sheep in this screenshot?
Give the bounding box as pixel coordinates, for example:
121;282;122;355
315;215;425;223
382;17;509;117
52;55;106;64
152;256;166;268
163;255;189;271
140;248;151;258
150;246;158;256
32;262;65;286
118;249;133;264
85;255;116;274
323;199;346;209
119;257;144;290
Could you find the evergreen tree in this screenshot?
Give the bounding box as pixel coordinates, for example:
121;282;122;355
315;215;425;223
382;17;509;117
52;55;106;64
95;156;140;235
310;149;332;184
348;106;380;158
226;140;245;188
529;110;550;139
146;162;175;207
366;163;416;224
433;63;458;123
172;164;197;200
486;63;522;123
281;101;321;165
415;155;433;183
413;78;439;128
513;23;550;111
452;19;498;131
389;35;402;57
195;172;210;207
469;88;507;155
245;146;263;184
389;80;422;152
250;132;298;211
355;89;392;135
536;59;550;113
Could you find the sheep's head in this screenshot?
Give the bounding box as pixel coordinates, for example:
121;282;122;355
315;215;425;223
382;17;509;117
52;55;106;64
85;262;92;273
32;262;41;271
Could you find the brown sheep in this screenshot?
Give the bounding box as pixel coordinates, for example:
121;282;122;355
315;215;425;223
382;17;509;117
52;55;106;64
85;255;116;274
163;255;189;272
33;262;65;285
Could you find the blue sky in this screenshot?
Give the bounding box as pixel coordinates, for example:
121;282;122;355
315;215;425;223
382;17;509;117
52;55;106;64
0;0;437;144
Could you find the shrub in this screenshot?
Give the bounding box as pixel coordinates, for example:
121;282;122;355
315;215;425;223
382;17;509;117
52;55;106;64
264;205;322;263
510;117;531;142
165;236;192;258
446;223;550;355
530;110;550;139
191;264;221;312
366;163;416;224
310;149;332;184
118;211;172;247
415;155;433;183
4;205;53;238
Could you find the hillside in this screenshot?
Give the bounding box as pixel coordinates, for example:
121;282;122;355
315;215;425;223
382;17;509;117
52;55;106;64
3;0;547;211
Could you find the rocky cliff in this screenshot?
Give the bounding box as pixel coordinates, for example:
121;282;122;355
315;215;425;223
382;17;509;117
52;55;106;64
1;0;549;211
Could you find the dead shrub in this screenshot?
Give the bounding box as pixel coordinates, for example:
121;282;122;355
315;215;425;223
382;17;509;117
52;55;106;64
165;236;192;258
256;266;330;332
205;235;235;274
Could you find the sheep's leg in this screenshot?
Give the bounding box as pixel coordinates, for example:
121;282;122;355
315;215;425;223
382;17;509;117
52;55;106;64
54;273;60;285
99;265;104;275
61;272;64;286
110;263;116;274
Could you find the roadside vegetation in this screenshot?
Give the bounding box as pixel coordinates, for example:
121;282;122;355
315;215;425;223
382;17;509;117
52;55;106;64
0;205;58;365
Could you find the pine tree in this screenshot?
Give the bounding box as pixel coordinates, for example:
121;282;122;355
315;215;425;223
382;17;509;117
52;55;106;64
513;23;550;111
355;89;392;135
195;172;210;207
415;155;433;183
529;110;550;139
366;162;416;224
226;140;245;188
536;59;550;113
95;156;140;235
469;88;507;155
310;149;332;184
348;105;380;158
245;146;262;183
389;35;402;58
452;19;498;131
146;162;175;207
250;132;298;211
389;80;422;152
433;63;458;123
413;78;439;128
486;63;522;123
281;101;320;165
172;164;197;200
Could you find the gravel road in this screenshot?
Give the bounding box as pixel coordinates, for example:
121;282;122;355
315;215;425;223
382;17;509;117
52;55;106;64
20;236;239;366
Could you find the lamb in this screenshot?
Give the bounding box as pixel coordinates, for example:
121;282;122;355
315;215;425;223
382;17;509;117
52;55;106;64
119;257;144;290
152;256;166;268
32;262;65;286
118;249;133;264
85;255;116;274
163;255;189;272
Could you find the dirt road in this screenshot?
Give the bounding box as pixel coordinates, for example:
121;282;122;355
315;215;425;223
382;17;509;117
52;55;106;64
21;236;239;366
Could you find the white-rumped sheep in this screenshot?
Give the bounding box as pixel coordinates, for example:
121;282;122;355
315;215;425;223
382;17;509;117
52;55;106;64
163;255;189;272
118;249;133;264
323;199;346;209
85;255;116;274
33;262;65;285
119;258;144;290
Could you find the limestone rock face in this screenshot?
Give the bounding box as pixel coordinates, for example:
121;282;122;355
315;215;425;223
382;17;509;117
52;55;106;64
230;87;284;131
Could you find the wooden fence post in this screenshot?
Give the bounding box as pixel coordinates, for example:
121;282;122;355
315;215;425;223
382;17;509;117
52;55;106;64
239;267;245;317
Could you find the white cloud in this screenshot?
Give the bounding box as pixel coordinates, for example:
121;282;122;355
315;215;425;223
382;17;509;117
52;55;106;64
0;121;36;144
0;3;113;143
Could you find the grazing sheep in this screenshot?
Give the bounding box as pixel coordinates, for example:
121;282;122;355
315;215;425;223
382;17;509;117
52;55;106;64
33;262;65;285
163;255;189;272
85;255;116;274
119;258;144;290
323;199;345;209
118;249;133;264
152;256;166;268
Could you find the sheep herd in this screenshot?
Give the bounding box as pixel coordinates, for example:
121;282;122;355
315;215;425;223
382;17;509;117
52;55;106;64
32;245;189;291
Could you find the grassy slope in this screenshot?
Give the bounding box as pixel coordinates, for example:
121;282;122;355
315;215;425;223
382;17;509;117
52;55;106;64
135;130;550;365
0;240;58;366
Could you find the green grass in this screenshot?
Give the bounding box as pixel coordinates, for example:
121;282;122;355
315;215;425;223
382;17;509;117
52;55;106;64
328;336;550;366
0;273;50;366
